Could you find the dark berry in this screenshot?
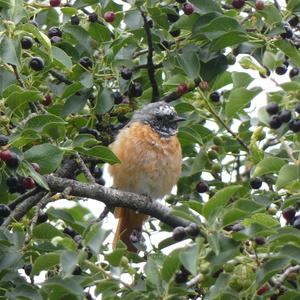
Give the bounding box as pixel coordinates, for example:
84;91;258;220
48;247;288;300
16;181;26;194
275;65;288;75
0;204;11;218
0;150;13;161
259;67;270;78
170;29;181;37
282;207;296;223
50;36;62;44
50;0;60;7
85;247;93;259
128;82;143;97
293;217;300;229
209;92;220;102
167;13;179;23
6;153;20;168
250;177;262;189
196;181;208;193
172;226;186;241
289;15;299;27
269;115;282;129
79;127;90;134
21;36;33;49
289;119;300;133
29;57;44;71
295;103;300;114
254;237;266;245
104;11;115;23
266;102;279;115
23;264;32;276
88;12;98;22
95;177;105;185
31;162;40;172
113;91;123;104
279;110;292;123
120;67;132;80
63;227;77;238
79;57;93;69
70;15;80;25
48;26;62;38
182;3;194;15
185;223;200;237
93;166;103;178
177;83;188;95
42;94;52;106
159;40;171;50
175;271;188;283
23;177;36;189
0;135;9;146
72;266;82;275
176;0;186;3
255;0;265;10
6;176;19;188
37;212;48;224
232;223;245;232
289;67;299;78
280;26;293;39
232;0;245;9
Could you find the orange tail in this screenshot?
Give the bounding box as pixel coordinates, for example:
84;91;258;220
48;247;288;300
113;208;148;252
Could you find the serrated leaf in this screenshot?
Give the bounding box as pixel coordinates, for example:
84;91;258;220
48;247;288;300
52;46;72;70
106;248;126;267
78;145;120;164
0;36;19;67
95;88;114;114
161;251;180;282
274;40;300;67
83;223;109;254
178;51;200;79
226;87;262;119
31;253;60;275
202;185;242;219
276;164;300;190
179;243;199;276
33;223;64;240
253;157;286;177
60;250;79;278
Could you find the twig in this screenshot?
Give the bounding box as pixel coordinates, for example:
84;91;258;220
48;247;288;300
74;152;96;183
45;175;197;231
97;206;111;222
133;62;163;71
140;9;160;102
8;188;41;210
274;265;300;288
49;70;72;85
186;274;204;287
9;64;25;88
280;138;297;164
2;191;47;226
202;95;249;153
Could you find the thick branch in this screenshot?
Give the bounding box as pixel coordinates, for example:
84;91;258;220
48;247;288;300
140;10;160;101
45;175;194;230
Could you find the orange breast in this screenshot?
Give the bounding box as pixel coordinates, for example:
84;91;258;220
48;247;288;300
108;122;182;199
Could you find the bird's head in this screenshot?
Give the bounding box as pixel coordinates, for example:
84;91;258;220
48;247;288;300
131;101;185;137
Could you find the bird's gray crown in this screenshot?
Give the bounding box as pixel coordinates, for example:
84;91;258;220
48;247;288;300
131;101;185;137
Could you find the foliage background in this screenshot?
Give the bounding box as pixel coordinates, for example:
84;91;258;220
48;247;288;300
1;0;300;299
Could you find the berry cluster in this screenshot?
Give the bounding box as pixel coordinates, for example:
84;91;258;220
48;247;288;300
172;223;201;241
266;102;300;132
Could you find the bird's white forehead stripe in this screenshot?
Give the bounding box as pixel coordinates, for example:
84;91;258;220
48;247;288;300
157;105;175;115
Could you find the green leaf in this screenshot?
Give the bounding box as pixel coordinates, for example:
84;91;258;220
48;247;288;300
256;257;289;286
62;82;83;99
144;255;162;287
95;88;114;114
279;244;300;264
226;87;262;119
178;51;200;79
179;243;199;276
0;0;12;8
42;277;83;297
258;4;282;24
253;157;286;177
210;31;248;52
24;114;67;132
78;145;120;164
274;40;300;67
202;185;242;219
232;72;254;88
62;93;88;116
84;223;109;254
287;0;300;10
6;90;43;110
276;164;300;190
106;248;126;267
20;24;52;59
32;253;60;275
190;0;222;13
204;273;231;300
148;7;168;29
33;223;64;240
52;46;72;70
161;251;180;282
243;213;280;228
124;10;144;29
60;250;79;277
0;36;20;67
24;143;64;174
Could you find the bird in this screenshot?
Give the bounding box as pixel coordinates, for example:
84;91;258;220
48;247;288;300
108;101;185;252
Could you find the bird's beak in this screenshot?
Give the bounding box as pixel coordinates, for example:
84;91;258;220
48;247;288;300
174;116;186;122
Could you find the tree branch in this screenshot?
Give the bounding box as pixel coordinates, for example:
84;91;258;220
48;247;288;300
140;9;160;102
49;70;72;85
45;175;197;230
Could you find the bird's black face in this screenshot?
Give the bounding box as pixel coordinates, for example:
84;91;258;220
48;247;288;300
131;101;185;137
